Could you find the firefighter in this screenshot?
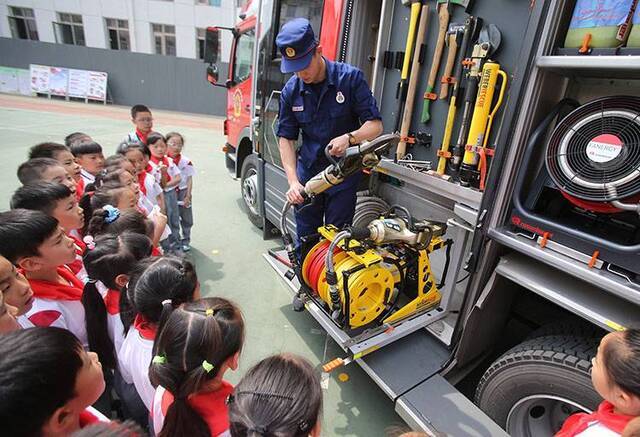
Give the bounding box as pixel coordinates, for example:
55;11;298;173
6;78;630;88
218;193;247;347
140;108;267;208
276;18;383;254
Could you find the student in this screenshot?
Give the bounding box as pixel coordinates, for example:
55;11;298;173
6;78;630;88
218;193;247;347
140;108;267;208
0;254;34;317
166;132;195;251
92;183;138;212
104;154;136;176
85;205;164;249
149;297;245;437
228;353;323;437
556;329;640;436
71;141;106;185
0;327;107;436
65;132;93;148
118;256;200;410
147;132;181;253
28;142;83;189
17;157;77;195
0;209;87;346
121;142;163;214
126;104;154;146
95;169;141;201
0;289;21;333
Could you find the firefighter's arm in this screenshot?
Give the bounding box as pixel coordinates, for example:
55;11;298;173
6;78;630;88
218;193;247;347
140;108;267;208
279;137;305;204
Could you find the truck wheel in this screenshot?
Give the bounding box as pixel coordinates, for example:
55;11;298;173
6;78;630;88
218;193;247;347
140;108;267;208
475;335;601;436
526;320;605;341
240;154;262;229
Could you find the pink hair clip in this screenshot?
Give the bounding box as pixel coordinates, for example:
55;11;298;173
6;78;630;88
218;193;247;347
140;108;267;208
83;235;96;250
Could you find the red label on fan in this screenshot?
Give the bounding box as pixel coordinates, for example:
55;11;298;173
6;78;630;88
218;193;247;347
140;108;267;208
586;134;623;163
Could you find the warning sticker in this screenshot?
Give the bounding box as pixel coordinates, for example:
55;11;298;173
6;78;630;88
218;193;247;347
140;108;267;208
585;134;623;163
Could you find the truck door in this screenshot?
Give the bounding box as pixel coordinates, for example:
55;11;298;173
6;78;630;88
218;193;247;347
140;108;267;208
228;28;255;150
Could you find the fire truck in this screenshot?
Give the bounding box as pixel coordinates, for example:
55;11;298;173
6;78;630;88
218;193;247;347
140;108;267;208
204;0;640;435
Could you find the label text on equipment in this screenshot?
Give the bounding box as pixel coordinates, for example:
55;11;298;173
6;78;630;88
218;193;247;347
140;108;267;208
586;134;623;163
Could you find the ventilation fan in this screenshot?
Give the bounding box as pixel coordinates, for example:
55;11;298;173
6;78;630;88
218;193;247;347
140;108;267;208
545;96;640;213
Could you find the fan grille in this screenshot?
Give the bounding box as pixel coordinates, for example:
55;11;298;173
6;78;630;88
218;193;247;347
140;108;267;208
545;96;640;202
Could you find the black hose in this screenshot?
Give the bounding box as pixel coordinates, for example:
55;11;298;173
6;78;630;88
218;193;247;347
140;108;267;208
436;239;453;289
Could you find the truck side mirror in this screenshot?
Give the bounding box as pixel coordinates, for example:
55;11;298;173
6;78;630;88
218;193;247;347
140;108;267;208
206;64;219;85
204;27;220;64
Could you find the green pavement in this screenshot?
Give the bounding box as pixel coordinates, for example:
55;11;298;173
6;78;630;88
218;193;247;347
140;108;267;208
0;97;405;437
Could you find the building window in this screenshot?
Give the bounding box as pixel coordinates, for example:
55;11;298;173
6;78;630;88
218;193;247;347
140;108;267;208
53;13;85;46
7;6;38;40
152;23;176;56
197;28;209;60
105;18;130;50
197;0;221;5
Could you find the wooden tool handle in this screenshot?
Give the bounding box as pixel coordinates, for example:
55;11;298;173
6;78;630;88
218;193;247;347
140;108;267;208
397;4;430;160
439;33;458;100
427;4;449;87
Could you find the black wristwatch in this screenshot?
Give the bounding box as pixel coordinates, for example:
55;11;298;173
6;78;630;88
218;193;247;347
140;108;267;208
347;132;357;145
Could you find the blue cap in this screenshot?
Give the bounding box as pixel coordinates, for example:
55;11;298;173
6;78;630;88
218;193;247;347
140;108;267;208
275;18;318;74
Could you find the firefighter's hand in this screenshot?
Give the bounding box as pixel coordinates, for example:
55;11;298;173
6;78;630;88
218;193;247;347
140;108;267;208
287;180;305;205
328;134;350;157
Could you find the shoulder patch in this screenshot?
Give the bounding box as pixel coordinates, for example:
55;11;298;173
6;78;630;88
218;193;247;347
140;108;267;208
292;105;304;112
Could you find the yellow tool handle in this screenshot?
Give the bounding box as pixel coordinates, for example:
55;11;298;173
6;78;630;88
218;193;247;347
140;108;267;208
322;358;345;373
436;95;457;174
481;69;508;150
462;61;500;166
397;4;429;160
439;33;458;100
401;2;422;81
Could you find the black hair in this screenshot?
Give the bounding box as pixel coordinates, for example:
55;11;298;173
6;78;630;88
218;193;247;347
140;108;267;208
131;104;151;119
70;420;144;437
10;181;73;215
118;142;145;156
17;158;63;185
79;180;131;235
64;132;91;148
104;155;128;171
228;354;322;437
122;256;198;332
82;232;153;370
0;327;85;437
165;132;184;144
149;297;245;437
86;207;153;239
70;141;103;157
602;328;640;398
146;132;165;147
0;209;59;264
28;142;70;160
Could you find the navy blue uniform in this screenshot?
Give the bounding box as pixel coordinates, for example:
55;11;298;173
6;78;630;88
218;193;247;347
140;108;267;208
277;59;382;241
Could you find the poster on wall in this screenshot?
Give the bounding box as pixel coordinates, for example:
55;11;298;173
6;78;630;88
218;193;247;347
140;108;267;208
49;67;69;96
87;71;108;101
0;67;19;94
30;64;50;94
68;69;89;98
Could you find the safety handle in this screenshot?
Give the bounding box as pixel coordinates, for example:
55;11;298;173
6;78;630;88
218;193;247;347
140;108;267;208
324;144;340;167
481;69;508;149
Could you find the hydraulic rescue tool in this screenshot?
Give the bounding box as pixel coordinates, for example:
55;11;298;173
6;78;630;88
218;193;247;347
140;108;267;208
394;1;422;132
449;24;501;173
439;24;464;100
459;60;507;188
396;2;430;161
420;2;450;123
434;16;478;175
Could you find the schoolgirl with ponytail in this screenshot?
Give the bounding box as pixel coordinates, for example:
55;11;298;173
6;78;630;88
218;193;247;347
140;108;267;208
228;354;323;437
117;256;200;411
149;297;245;437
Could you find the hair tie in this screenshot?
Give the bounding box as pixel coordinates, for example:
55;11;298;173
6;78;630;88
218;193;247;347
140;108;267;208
299;420;310;432
103;204;121;224
83;235;96;250
225;394;235;405
162;299;172;306
205;308;214;316
152;355;166;364
83;277;98;285
202;360;214;373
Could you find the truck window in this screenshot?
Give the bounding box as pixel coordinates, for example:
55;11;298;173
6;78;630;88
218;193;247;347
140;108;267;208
273;0;324;59
233;29;255;84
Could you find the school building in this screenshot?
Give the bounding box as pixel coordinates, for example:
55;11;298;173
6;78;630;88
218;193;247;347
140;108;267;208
0;0;244;115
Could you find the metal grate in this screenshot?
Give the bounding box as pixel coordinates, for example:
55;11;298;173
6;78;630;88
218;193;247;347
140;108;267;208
545;96;640;202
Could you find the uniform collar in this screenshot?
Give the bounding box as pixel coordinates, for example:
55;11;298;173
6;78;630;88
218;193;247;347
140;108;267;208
299;57;336;94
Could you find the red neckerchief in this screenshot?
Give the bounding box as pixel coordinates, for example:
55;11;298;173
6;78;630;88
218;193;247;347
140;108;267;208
66;234;86;275
150;156;172;183
171;153;181;166
555;401;634;436
151;246;162;257
105;289;120;316
137;171;147;196
79;409;100;427
136;128;148;146
76;178;85;200
28;266;84;301
133;314;157;340
69;234;87;253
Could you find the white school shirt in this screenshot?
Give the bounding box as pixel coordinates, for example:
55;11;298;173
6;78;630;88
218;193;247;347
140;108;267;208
18;299;88;348
172;154;196;191
140;172;163;210
148;157;181;193
118;318;155;409
80;168;95;185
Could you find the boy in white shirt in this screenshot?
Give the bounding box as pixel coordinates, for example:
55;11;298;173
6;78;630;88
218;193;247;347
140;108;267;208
166;132;195;251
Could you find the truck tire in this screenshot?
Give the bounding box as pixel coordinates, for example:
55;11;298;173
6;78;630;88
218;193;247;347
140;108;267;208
475;335;601;436
240;154;263;229
526;320;605;341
